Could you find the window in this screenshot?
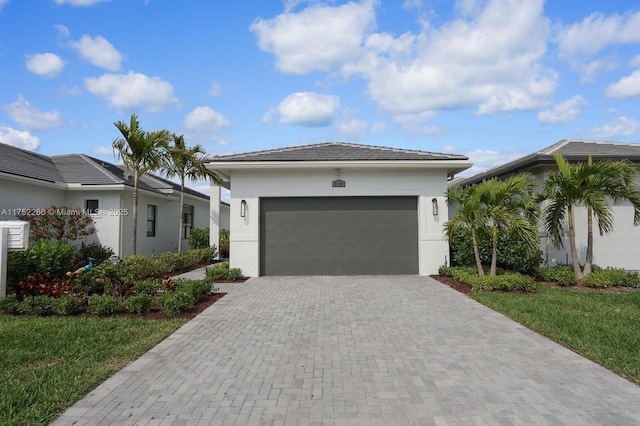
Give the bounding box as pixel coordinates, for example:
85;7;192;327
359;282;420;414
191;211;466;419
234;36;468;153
182;204;194;239
147;205;156;237
85;199;99;214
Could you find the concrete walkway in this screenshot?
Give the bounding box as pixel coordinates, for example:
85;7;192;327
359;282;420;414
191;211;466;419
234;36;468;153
52;276;640;425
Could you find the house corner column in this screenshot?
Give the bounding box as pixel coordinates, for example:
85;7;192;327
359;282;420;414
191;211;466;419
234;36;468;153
210;183;221;257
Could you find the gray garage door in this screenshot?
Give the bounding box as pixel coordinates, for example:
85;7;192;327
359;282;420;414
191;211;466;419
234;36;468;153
260;196;418;275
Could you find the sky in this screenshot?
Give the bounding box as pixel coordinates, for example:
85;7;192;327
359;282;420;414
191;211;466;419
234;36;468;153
1;0;640;197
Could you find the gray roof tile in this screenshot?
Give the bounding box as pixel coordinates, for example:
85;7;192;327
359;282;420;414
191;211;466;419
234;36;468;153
455;139;640;187
211;142;468;162
0;142;208;200
0;143;64;183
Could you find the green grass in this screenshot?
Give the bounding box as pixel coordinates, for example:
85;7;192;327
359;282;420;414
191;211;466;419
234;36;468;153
0;315;186;426
471;285;640;385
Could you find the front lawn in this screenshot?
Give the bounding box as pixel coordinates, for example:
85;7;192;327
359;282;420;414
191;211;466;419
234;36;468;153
0;315;186;426
471;285;640;385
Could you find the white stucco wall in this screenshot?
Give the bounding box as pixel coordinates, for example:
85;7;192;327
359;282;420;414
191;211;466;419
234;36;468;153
0;179;66;219
224;167;450;277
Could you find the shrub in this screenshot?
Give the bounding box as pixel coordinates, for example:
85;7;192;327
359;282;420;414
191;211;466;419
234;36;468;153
17;205;96;243
133;278;163;296
158;291;196;316
0;294;21;315
18;296;53;316
206;262;242;281
189;227;210;249
124;294;154;314
52;295;83;316
88;294;121;315
77;242;115;266
155;251;186;273
583;268;640;288
449;227;543;273
15;274;73;297
174;279;212;299
448;267;536;292
7;240;77;289
534;265;578;287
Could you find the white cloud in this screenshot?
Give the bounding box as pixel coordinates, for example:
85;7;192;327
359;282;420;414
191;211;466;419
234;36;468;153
556;11;640;60
53;0;110;6
184;106;231;142
91;145;113;156
209;81;221;97
251;0;377;74
277;92;340;127
336;117;367;140
25;53;65;78
84;71;179;112
590;116;640;140
459;149;524;177
370;121;387;133
605;70;640;99
2;95;63;131
537;95;587;124
359;0;554;116
0;126;40;150
55;24;71;38
70;35;124;71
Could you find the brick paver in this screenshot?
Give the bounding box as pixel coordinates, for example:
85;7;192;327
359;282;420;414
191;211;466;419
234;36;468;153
52;276;640;425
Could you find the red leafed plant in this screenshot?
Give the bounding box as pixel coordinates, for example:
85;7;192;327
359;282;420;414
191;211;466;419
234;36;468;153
17;205;96;244
16;274;74;297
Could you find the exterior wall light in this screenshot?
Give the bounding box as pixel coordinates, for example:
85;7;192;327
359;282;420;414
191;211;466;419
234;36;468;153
240;199;247;217
432;197;439;217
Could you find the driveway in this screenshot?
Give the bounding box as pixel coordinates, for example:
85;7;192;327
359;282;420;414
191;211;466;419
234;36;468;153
52;276;640;425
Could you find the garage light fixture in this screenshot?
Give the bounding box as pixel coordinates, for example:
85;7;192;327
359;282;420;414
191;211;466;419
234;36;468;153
240;199;247;217
431;198;438;217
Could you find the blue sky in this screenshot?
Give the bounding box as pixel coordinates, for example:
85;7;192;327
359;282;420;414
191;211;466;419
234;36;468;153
1;0;640;195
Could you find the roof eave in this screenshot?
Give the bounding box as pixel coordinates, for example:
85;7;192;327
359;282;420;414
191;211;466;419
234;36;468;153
207;159;471;170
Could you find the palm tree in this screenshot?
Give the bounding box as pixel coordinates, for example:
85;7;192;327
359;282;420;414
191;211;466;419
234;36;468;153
445;184;489;276
581;156;640;275
540;153;640;280
482;174;540;276
161;133;222;252
113;114;170;255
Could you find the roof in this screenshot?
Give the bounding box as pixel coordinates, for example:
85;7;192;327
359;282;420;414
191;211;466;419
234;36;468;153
0;142;209;200
210;142;468;162
454;139;640;187
0;143;65;183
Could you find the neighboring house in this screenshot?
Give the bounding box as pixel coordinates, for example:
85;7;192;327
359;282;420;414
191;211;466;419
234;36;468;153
0;142;228;257
206;142;471;277
452;139;640;271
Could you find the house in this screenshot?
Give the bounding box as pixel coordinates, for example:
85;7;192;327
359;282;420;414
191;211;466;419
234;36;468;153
206;142;471;277
452;139;640;271
0;142;229;257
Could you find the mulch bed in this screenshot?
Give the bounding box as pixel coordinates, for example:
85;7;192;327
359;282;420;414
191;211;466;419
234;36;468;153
430;274;638;295
82;262;249;320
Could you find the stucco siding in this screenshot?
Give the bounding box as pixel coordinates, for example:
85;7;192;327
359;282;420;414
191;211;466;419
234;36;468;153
227;167;450;277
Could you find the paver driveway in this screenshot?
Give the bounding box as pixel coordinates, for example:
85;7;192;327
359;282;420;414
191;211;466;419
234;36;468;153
52;276;640;425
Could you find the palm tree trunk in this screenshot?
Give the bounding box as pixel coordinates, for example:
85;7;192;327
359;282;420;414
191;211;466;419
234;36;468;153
472;227;484;277
490;224;498;276
567;207;583;281
177;179;185;253
583;206;593;276
132;171;139;255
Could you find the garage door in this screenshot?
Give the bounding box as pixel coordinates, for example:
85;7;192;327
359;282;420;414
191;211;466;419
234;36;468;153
260;196;418;275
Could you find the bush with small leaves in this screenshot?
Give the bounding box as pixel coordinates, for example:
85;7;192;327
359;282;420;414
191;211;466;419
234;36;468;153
52;295;84;316
158;291;196;316
18;296;53;316
583;268;640;288
124;294;154;314
534;265;578;287
0;294;22;315
175;279;212;299
133;278;163;296
88;294;122;315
